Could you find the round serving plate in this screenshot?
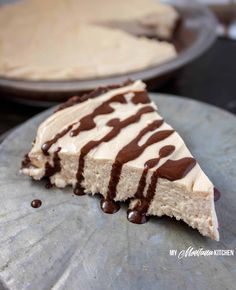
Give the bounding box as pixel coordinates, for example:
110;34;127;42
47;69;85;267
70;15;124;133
0;0;217;102
0;94;235;290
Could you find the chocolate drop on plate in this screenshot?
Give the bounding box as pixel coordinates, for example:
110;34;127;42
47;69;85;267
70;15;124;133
44;148;61;177
214;187;221;202
73;185;86;196
100;197;120;214
127;209;149;224
31;199;42;208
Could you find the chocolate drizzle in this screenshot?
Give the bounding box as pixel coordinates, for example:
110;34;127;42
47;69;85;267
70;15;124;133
40;86;155;200
44;148;61;177
100;196;120;214
74;185;85;196
42;94;126;154
21;154;32;169
131;91;150;104
45;180;53;189
148;158;196;199
74;105;156;195
70;94;127;137
24;82;203;227
107;125;174;200
56;80;134;112
128;157;197;224
127;208;150;224
42;125;74;156
42;89;146;154
31;199;42;208
135;145;175;200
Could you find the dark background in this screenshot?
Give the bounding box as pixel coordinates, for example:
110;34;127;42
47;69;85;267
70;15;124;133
0;37;236;139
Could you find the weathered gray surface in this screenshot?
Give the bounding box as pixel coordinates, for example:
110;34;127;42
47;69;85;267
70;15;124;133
0;94;235;290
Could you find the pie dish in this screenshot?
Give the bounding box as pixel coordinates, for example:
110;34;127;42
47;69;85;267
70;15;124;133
21;80;219;240
0;1;217;102
0;0;178;80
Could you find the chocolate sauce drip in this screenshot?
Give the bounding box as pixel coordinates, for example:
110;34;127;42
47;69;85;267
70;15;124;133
44;148;61;177
56;80;134;112
21;154;31;169
74;186;86;196
31;199;42;208
45;180;53;189
128;157;196;224
74;105;155;194
146;157;196;202
42;125;74;156
127;204;150;224
214;187;221;202
108;125;174;200
100;197;120;214
70;94;127;137
135;145;175;199
131;91;150;104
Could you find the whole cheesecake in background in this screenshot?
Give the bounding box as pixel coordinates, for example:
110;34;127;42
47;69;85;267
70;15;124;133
22;80;219;241
72;0;179;40
0;0;178;80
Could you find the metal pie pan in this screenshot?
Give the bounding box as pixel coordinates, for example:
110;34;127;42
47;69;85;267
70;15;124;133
0;1;217;101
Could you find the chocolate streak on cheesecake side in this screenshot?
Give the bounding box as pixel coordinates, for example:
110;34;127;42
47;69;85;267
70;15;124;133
102;125;174;213
128;157;197;224
102;119;172;213
21;154;31;169
44;147;61;177
107;128;174;201
74;106;156;201
134;145;175;202
127;145;175;224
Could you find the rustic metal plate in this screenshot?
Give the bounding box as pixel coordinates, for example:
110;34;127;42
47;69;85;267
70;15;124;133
0;0;217;101
0;94;235;290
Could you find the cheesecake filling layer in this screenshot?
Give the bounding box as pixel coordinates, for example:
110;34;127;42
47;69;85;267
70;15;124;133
22;80;219;240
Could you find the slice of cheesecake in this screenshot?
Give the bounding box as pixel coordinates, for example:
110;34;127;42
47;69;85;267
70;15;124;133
22;80;219;240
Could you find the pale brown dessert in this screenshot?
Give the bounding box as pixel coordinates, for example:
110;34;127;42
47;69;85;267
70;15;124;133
22;80;219;240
